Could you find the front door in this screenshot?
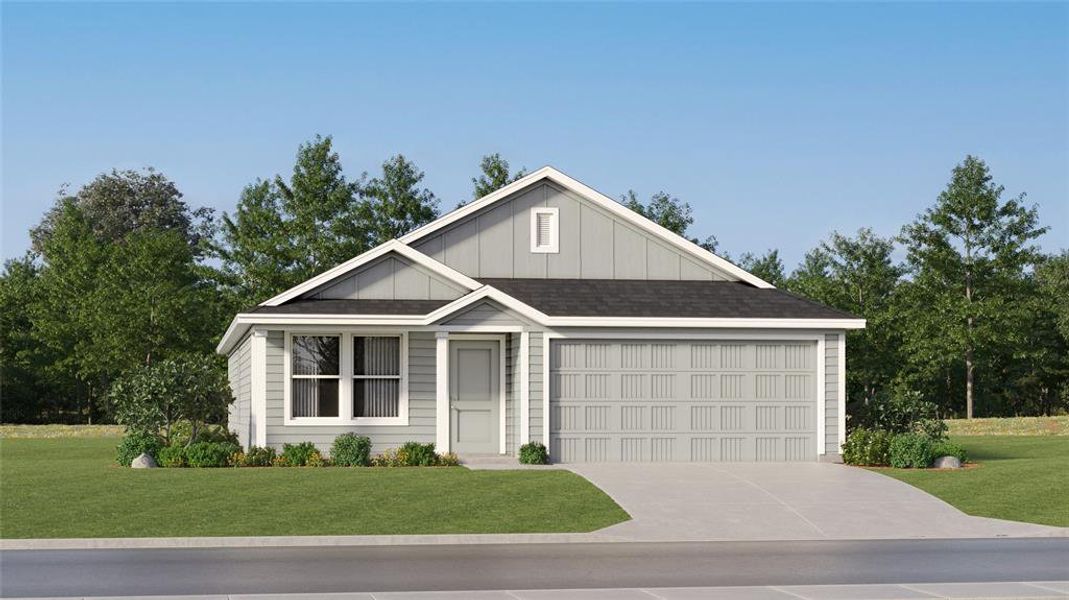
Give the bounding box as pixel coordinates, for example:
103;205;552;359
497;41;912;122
449;339;500;454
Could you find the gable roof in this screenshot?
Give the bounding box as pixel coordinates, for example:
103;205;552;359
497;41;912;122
259;240;482;307
398;166;775;289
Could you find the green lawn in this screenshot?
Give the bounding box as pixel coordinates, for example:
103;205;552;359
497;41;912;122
0;436;629;538
878;435;1069;527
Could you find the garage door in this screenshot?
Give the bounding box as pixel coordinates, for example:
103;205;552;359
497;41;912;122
549;340;818;462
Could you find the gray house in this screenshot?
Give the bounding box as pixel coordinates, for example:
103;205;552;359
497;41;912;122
218;167;864;463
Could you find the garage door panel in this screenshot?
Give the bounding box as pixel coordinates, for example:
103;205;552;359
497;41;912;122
550;340;818;463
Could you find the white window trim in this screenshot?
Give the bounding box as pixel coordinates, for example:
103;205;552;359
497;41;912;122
530;207;559;253
283;330;409;426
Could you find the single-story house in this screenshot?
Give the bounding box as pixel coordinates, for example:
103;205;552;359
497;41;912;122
218;167;865;463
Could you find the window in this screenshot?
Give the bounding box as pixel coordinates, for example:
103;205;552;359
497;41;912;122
353;336;401;418
530;207;559;253
291;335;340;418
286;332;408;425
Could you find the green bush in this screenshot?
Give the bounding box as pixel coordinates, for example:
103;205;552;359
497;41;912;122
186;441;239;468
306;449;329;467
841;428;894;466
116;431;163;466
156;445;188;468
849;388;947;440
331;433;372;467
889;433;935;468
401;441;438;466
931;439;968;464
172;421;239;447
281;442;319;467
519;442;550;465
241;446;276;467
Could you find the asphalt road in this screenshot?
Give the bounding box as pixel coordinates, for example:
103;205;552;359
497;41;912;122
2;538;1068;597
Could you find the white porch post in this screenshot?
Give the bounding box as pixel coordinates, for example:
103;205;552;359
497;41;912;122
435;331;450;452
250;329;268;448
519;331;530;445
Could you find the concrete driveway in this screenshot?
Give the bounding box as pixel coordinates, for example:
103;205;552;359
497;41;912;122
566;462;1068;541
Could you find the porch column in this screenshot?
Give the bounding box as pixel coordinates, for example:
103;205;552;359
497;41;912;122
519;331;530;445
435;331;450;452
250;329;268;448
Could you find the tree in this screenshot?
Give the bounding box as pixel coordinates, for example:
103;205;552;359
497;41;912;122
786;229;904;407
471;153;526;200
361;154;440;245
898;156;1047;418
218;140;440;306
621;190;719;252
109;354;233;444
736;249;786;287
31;168;213;256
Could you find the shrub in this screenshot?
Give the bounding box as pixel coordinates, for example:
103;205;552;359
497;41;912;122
889;433;935;469
271;455;290;467
401;442;438;466
841;428;894;466
172;421;239;448
371;447;406;467
331;433;372;467
931;439;968;464
186;441;240;468
438;452;460;467
116;431;163;467
519;442;550;465
281;442;319;467
306;449;329;467
849;388;946;440
241;446;276;467
157;445;188;468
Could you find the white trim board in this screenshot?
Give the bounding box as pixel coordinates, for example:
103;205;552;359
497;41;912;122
398;166;775;289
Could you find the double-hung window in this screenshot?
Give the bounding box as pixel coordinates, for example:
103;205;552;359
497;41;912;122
353;336;401;418
291;335;341;418
287;332;406;424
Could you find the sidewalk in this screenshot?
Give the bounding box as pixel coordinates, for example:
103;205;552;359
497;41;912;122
6;581;1069;600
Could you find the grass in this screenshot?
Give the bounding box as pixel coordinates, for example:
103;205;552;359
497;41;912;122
877;435;1069;527
945;415;1068;437
0;436;629;538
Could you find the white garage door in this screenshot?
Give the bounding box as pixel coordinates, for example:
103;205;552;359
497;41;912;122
549;340;818;462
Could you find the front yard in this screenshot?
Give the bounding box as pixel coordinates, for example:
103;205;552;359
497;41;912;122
878;433;1069;527
0;433;629;539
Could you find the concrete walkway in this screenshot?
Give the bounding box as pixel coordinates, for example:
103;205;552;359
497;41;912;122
566;462;1068;541
6;582;1069;599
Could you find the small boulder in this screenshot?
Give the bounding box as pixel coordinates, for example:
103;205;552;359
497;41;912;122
130;453;158;469
932;455;962;469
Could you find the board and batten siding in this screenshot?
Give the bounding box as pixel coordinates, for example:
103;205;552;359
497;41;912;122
303;254;466;301
262;330;437;452
226;334;253;449
412;181;733;281
825;333;840;454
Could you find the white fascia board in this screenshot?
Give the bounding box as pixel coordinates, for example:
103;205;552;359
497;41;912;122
398;166;775;289
258;240;481;307
423;286;551;325
543;317;867;329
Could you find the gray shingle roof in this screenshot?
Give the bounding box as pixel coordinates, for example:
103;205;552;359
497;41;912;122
250;299;451;315
479;278;859;320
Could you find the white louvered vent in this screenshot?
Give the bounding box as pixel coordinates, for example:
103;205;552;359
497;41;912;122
530;207;559;253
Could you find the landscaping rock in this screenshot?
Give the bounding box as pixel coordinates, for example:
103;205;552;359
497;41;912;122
932;455;962;469
130;453;158;469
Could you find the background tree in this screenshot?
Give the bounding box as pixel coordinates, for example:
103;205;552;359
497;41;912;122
621;190;720;253
471;153;526;200
786;229;904;408
360;154;440;245
736;249;786;287
898;156;1047;418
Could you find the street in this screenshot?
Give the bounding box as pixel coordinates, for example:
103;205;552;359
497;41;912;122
2;538;1068;597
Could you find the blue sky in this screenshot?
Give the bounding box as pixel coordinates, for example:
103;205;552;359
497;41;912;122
3;2;1067;267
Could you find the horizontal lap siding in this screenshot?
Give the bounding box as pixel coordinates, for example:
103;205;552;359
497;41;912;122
226;334;252;449
264;330;437;453
506;333;517;455
825;333;839;454
530;332;544;443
